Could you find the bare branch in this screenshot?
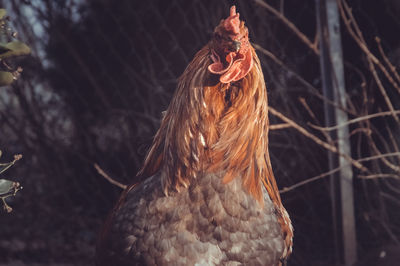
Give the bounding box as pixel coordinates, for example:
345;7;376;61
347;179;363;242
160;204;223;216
375;37;400;84
253;43;352;114
253;0;319;55
94;163;127;190
269;106;367;171
0;154;23;175
270;123;292;130
280;152;400;193
309;110;400;131
338;0;400;122
358;174;400;180
280;165;342;194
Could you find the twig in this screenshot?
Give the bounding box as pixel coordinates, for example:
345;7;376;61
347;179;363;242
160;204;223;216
269;106;366;171
309;110;400;131
367;58;399;123
0;154;23;175
253;43;317;93
280;165;342;193
298;97;318;122
280;152;400;193
386;123;400;165
358;174;400;180
253;43;350;114
299;97;332;143
368;135;400;173
348;127;371;138
356;152;400;163
270;123;291;130
253;0;319;55
338;0;400;122
375;37;400;84
94;163;127;190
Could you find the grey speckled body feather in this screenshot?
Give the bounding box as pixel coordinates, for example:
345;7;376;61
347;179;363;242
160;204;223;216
98;172;284;266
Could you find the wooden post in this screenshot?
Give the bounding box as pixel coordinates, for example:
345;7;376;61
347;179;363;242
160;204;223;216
316;0;358;265
315;0;340;263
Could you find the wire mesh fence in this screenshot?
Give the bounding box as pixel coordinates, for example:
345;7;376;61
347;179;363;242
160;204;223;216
0;0;399;265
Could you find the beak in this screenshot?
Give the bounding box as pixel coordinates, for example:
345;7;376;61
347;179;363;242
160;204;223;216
231;40;241;52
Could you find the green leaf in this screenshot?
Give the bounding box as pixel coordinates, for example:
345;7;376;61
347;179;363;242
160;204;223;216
0;41;30;59
0;43;11;54
0;71;14;86
0;179;15;195
0;178;22;212
0;9;6;20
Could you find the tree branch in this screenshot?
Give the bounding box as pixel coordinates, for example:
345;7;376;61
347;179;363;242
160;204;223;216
94;163;127;190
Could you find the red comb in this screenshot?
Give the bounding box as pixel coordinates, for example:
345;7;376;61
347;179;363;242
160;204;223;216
224;6;240;34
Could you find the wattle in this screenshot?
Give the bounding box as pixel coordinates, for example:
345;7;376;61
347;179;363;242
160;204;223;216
208;48;253;84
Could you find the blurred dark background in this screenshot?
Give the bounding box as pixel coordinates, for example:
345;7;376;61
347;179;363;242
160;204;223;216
0;0;399;265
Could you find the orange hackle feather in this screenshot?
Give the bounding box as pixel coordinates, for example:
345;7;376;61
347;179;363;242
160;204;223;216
137;5;293;260
138;46;271;202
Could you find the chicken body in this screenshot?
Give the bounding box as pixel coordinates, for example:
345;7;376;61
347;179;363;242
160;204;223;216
97;6;292;266
98;172;284;266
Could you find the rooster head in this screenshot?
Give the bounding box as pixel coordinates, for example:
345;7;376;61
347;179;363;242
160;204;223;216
208;6;253;84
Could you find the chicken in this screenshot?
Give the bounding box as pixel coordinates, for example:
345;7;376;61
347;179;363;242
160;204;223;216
96;6;293;266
